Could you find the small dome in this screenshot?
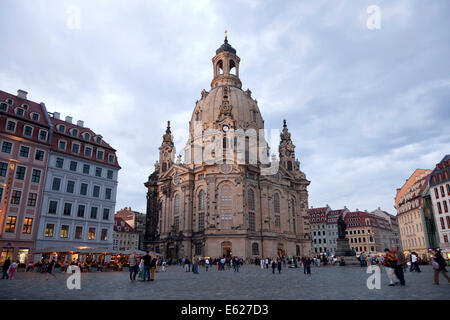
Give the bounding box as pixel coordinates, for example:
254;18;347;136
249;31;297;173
216;39;236;55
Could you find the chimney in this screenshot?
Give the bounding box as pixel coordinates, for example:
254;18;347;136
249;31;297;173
77;120;84;127
17;89;28;100
53;112;60;120
65;116;72;124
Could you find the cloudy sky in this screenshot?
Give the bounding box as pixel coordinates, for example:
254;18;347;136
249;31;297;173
1;0;449;215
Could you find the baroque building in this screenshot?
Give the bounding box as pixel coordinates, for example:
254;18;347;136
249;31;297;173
144;37;312;260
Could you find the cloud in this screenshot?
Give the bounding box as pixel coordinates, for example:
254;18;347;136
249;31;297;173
1;0;449;215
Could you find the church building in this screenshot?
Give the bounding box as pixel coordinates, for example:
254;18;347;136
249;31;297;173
144;36;312;260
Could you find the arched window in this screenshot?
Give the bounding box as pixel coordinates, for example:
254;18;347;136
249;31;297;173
287;161;292;171
217;60;223;75
162;162;167;172
174;194;180;214
274;193;280;213
220;184;233;230
252;242;259;255
198;190;205;211
248;189;255;211
229;59;236;75
291;199;295;216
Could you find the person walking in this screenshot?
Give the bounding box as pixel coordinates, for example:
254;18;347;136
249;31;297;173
220;257;226;271
410;252;421;272
2;257;11;279
137;258;144;281
359;252;366;267
193;256;199;274
46;257;57;280
9;260;18;280
383;248;398;286
129;250;138;281
265;258;269;269
430;248;450;285
162;260;167;272
277;257;282;274
150;256;157;281
391;245;406;286
184;256;190;272
260;258;264;269
205;258;209;272
271;258;277;274
142;252;151;281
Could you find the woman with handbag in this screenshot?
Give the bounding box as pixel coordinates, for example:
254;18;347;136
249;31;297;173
430;249;450;285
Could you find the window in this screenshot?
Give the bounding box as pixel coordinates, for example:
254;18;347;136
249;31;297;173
275;215;281;227
6;120;16;132
31;169;41;183
5;216;17;232
0;187;3;201
22;218;33;234
75;226;83;239
71;128;78;137
80;183;88;196
287;161;292;171
31;113;39;121
1;141;12;153
48;201;58;214
16;108;24;116
88;228;96;240
66;180;75;193
195;243;202;255
248;189;255;211
10;190;21;205
108;154;115;163
23;126;33;137
447;216;450;229
56;157;64;168
95;136;102;144
444;200;448;213
15;166;26;180
434;188;439;199
198;190;205;211
39;130;47;141
52;177;61;191
19;146;30;158
45;224;55;237
60;225;69;238
103;208;110;220
291;199;296;216
174;194;180;214
274;193;280;213
438;202;442;214
96;150;104;160
72;143;80;154
105;188;112;200
58;140;66;150
82;164;90;174
249;212;255;231
95;167;102;177
58;125;65;133
198;212;205;231
0;102;7;111
174;216;179;231
107;170;113;179
63;203;72;216
90;207;98;219
84;147;92;157
93;185;100;198
77;204;85;217
440;218;445;230
0;162;8;176
441;186;445;197
27;193;37;207
69;161;77;171
101;229;108;241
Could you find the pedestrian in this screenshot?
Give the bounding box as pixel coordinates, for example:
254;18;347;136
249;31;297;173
383;248;398;286
391;245;406;286
265;258;269;269
129;250;138;281
277;257;282;274
359;252;366;267
46;257;57;280
260;258;264;269
142;251;151;281
410;252;421;272
182;256;186;269
184;256;190;272
9;260;18;280
430;248;450;285
162;260;167;272
193;256;199;274
205;258;209;272
2;257;11;279
150;256;157;281
271;258;277;274
220;257;226;271
137;258;144;281
26;262;34;272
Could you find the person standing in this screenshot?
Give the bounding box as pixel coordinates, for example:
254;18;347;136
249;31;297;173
205;258;209;272
410;252;421;272
193;256;199;274
150;256;157;281
260;258;264;269
2;257;11;279
137;258;144;281
277;257;282;274
129;251;138;281
430;249;450;285
265;258;269;269
220;257;226;271
9;260;18;280
162;260;167;272
142;252;151;281
46;257;57;280
391;245;406;286
271;258;277;274
383;248;398;286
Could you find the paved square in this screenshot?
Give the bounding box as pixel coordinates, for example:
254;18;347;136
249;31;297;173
0;264;448;300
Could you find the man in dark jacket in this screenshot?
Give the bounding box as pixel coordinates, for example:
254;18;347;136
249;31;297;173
2;257;11;279
142;252;151;281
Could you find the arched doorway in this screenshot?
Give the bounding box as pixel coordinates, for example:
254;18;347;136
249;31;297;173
221;241;232;258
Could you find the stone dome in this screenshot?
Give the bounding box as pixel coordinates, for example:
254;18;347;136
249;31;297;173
190;85;264;134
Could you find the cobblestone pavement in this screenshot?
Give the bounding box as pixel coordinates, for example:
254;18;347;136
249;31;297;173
0;264;448;300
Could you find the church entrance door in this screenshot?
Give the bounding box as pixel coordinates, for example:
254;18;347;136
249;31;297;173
221;241;232;258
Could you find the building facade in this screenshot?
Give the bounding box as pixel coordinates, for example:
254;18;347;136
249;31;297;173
370;207;402;250
144;38;312;260
115;207;146;250
0;90;51;265
396;169;432;256
308;206;330;254
429;155;450;258
113;216;138;251
35;112;120;251
325;208;349;255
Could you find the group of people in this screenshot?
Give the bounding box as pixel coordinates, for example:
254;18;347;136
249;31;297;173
128;251;161;282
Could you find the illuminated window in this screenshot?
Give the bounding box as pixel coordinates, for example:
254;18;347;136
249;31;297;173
27;193;37;207
45;224;55;237
60;225;69;238
5;216;17;232
88;228;96;240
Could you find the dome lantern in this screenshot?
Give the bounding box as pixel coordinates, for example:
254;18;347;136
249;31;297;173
211;33;242;89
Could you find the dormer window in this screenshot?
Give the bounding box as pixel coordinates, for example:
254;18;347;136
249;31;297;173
15;108;24;116
57;124;65;133
108;154;115;163
71;128;78;137
0;102;7;111
95;136;102;144
30;112;40;121
83;132;90;141
21;104;29;110
6;98;13;105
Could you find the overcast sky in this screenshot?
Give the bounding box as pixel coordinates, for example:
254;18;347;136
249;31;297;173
1;0;449;215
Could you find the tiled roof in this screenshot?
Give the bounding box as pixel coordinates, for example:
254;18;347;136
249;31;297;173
430;154;450;187
114;217;137;233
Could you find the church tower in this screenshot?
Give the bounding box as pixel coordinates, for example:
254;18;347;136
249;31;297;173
211;32;242;89
279;120;296;171
159;121;175;173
